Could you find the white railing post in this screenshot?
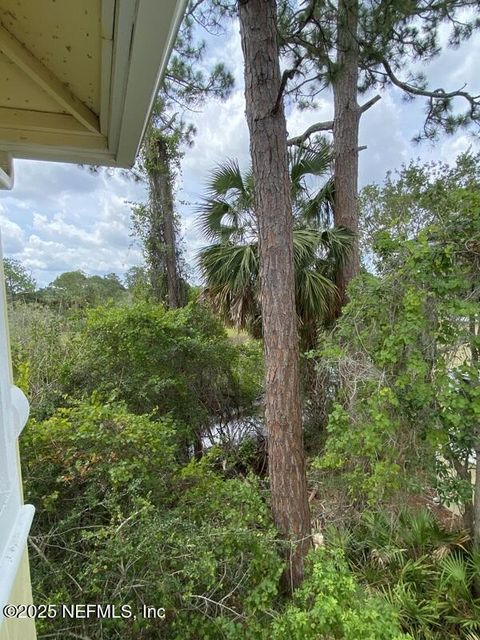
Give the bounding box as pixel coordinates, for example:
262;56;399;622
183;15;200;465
0;231;36;639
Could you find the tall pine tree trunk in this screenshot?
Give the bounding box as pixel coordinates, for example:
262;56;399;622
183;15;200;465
148;137;183;308
239;0;311;590
333;0;360;307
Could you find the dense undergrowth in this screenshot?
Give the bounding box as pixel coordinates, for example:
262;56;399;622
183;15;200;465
8;153;480;639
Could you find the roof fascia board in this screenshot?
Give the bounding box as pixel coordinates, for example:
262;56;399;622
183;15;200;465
114;0;189;167
106;0;137;159
0;129;107;151
2;147;115;166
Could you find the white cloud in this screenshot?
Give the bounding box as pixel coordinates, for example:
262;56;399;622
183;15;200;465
0;19;479;286
0;161;147;285
0;209;25;254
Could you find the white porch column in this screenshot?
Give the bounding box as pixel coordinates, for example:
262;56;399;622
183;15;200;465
0;233;36;640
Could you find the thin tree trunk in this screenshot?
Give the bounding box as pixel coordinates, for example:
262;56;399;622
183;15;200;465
147;173;166;302
148;138;183;308
193;429;203;461
333;0;360;307
239;0;312;591
463;498;474;535
466;308;480;548
473;448;480;547
452;454;474;533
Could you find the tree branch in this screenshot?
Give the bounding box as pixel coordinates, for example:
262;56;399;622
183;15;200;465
287;120;333;146
273;55;306;114
359;94;381;114
382;59;480;115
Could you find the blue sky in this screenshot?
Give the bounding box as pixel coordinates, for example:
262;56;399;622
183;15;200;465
1;18;479;287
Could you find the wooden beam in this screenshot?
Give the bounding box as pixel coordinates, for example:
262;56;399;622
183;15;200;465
115;0;187;166
0;127;107;151
0;108;99;136
1;143;116;166
0;22;100;134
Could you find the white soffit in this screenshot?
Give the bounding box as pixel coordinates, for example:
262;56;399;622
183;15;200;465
0;0;186;183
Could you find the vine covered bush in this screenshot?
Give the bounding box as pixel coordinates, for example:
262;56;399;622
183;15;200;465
22;399;283;639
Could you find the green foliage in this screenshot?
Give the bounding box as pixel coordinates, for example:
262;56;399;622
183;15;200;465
338;508;480;639
302;152;480;639
22;402;282;639
67;301;258;440
9;302;81;419
40;270;126;308
232;339;264;407
311;152;480;511
22;397;178;520
271;547;410;640
124;265;151;300
315;384;403;503
3;256;36;301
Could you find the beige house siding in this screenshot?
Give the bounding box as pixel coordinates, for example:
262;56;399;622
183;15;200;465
0;550;36;640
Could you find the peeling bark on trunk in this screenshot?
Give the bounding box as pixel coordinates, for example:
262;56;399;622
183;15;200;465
148;138;183;309
333;0;360;308
239;0;312;590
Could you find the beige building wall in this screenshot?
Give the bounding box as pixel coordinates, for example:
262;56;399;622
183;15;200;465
0;550;36;640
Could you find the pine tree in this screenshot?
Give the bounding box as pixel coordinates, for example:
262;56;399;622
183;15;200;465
280;0;480;307
134;2;234;306
239;0;312;590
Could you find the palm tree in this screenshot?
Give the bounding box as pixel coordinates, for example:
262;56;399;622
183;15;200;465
197;140;352;348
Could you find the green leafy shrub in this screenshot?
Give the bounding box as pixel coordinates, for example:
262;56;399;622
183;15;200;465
310;170;480;510
304;153;480;640
22;400;282;639
314;380;404;503
9;302;82;419
91;461;283;640
270;546;410;640
66;302;258;445
22;397;179;526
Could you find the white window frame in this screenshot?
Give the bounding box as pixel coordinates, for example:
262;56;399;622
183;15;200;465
0;232;34;625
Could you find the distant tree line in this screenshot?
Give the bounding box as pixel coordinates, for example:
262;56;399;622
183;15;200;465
2;258;156;308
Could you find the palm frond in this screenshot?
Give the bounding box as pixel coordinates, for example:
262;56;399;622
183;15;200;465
289;137;332;184
320;226;355;267
439;552;471;593
199;243;257;287
300;178;335;226
196;198;240;242
398;508;443;552
196;149;345;340
197;242;260;332
296;267;338;320
206;158;248;199
381;582;440;630
293;228;322;268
